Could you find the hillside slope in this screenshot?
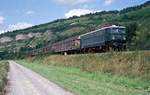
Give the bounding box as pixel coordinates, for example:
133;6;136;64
0;1;150;53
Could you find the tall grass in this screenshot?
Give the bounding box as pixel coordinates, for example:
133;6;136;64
0;61;9;95
28;51;150;80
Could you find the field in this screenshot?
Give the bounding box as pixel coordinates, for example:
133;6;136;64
0;61;9;95
18;51;150;95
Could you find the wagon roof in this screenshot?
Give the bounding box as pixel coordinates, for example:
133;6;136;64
53;36;80;45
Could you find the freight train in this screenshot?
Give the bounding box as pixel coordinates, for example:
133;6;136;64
30;25;126;56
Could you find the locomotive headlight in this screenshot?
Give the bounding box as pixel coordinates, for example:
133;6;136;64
123;36;126;40
112;36;115;40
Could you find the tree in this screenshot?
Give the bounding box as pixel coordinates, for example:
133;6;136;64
126;22;138;49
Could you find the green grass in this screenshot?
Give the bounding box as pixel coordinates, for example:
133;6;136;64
18;60;150;95
0;61;9;95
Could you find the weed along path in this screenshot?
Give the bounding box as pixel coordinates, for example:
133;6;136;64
7;61;74;95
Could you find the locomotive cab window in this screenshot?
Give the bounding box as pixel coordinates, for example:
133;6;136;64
111;28;126;34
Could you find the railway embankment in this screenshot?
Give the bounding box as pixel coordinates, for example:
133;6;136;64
28;51;150;80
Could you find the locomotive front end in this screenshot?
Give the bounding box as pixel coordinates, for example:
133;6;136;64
110;25;126;50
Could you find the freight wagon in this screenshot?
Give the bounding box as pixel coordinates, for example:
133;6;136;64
51;36;80;53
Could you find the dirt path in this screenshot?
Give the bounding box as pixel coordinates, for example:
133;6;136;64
7;61;74;95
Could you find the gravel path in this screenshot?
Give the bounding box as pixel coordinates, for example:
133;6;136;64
7;61;74;95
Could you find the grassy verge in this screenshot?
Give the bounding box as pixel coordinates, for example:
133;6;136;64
18;59;150;95
0;61;9;95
